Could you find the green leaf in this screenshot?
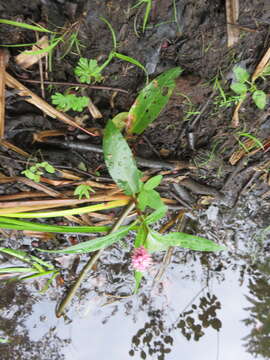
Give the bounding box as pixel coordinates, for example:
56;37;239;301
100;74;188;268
51;93;89;112
151;231;226;252
137;189;163;211
0;267;37;274
134;224;148;248
74;58;103;84
103;120;142;195
233;66;250;83
74;184;95;199
0;247;32;263
252;90;267;109
0;337;10;344
42;162;55;173
145;231;168;252
230;82;248;95
112;112;129;130
127;67;183;134
144;175;163;190
134;270;143;293
113;52;148;80
38;223;135;254
0;217;110;233
144;206;168;225
0;19;52;33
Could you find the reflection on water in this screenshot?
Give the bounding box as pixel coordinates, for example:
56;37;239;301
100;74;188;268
0;193;269;359
243;256;270;359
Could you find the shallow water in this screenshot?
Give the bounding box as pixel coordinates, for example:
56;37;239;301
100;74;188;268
1;192;269;360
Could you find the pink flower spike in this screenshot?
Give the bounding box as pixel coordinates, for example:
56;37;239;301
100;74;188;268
131;246;152;272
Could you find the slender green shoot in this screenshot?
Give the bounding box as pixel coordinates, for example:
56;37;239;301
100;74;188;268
100;16;117;50
0;19;53;33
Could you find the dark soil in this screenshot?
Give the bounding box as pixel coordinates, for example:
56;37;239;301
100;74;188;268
0;0;270;359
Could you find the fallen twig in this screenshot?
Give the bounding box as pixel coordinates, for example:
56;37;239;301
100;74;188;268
36;137;191;171
19;78;129;93
5;72;95;137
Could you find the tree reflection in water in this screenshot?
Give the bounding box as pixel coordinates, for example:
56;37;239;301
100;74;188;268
129;287;222;359
0;282;68;360
242;256;270;359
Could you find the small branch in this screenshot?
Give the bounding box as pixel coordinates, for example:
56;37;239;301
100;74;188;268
19;79;129;94
37;138;191;171
56;201;135;317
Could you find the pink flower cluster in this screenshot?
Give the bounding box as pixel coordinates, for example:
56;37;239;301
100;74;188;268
131;246;152;272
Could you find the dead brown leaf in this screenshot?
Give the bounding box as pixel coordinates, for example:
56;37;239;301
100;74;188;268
15;35;49;69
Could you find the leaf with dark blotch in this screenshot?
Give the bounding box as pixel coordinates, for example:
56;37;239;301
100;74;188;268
127;67;183;134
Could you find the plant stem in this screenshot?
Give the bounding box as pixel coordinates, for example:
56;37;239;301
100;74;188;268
56;201;135;317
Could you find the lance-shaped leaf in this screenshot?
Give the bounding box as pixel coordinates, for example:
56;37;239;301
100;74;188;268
0;216;110;233
144;206;168;225
39;223;135;254
147;231;226;252
127;67;183;134
103;120;142;195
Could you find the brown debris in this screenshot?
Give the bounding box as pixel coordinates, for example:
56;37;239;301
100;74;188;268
226;0;240;47
15;35;49;69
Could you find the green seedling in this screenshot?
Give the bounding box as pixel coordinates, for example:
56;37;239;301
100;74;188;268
74;58;104;84
230;66;267;110
0;247;59;291
51;17;148;111
21;161;55;183
213;77;242;108
74;184;95;199
132;0;152;33
51;92;89;112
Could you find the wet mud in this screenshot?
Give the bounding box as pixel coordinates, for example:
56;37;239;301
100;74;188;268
0;0;270;359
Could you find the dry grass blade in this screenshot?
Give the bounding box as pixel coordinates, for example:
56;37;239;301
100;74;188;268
252;46;270;82
231;97;244;128
0;50;9;138
0;193;130;213
0;139;30;157
33;129;67;142
226;0;239;47
5;72;95;136
15;35;49;69
18;177;62;198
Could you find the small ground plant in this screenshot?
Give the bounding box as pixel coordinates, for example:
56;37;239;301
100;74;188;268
22;161;55;183
51;17;148;112
230;66;267;110
74;184;95;199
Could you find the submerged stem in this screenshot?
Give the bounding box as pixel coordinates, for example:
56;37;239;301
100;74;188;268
56;201;135;317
